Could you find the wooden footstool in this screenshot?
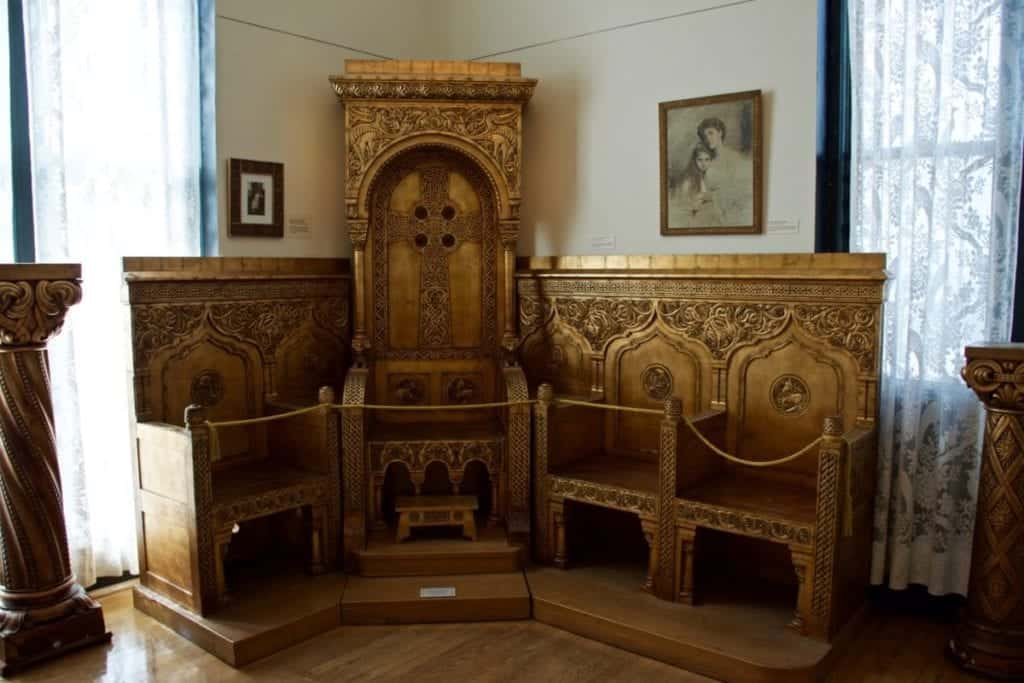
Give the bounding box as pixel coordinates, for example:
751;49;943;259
395;495;478;543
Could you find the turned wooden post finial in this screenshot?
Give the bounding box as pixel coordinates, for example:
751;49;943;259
318;385;337;405
537;382;554;404
663;397;682;420
184;403;207;428
822;415;844;437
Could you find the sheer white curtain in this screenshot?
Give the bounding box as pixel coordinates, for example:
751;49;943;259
849;0;1023;595
24;1;202;586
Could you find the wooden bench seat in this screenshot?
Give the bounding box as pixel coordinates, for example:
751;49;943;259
678;470;817;527
550;453;659;495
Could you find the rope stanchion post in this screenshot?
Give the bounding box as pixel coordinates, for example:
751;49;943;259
185;403;218;463
534;383;554;562
819;415;853;537
318;385;340;568
654;397;682;600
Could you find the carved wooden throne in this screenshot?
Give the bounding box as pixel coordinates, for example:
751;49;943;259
331;61;537;570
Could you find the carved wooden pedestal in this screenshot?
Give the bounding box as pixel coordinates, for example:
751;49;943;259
951;343;1024;679
0;265;110;674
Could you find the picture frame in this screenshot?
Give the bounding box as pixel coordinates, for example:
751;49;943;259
659;90;762;236
229;158;284;238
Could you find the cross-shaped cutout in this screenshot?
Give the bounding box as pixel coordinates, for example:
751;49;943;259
387;164;481;347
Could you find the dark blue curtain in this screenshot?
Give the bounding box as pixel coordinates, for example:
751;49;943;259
8;0;32;261
815;0;851;253
198;0;218;256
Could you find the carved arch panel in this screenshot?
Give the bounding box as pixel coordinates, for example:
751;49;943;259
273;322;347;405
520;323;589;398
726;323;859;477
605;328;712;456
157;327;264;462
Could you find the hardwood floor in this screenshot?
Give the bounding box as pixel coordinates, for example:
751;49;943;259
15;586;981;682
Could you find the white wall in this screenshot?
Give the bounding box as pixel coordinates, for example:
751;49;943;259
436;0;818;255
215;1;437;257
215;0;818;256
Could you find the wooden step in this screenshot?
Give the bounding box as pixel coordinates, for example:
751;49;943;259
132;571;344;667
357;526;523;577
528;564;858;683
341;572;530;625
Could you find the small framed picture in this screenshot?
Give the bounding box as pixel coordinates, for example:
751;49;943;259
229;158;284;237
659;90;762;236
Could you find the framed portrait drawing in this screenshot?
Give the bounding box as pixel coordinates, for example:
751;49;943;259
659;90;762;235
229;158;284;237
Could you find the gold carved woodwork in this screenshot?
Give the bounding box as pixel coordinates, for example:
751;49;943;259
675;501;814;547
553;297;655;353
548;477;657;517
0;265;111;674
334;60;536;568
372;440;500;476
344;104;523;198
125;259;349;618
952;344;1024;679
370;147;498;360
658;302;789;360
521;253;886;642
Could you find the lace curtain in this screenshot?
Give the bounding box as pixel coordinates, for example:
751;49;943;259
24;1;203;586
849;0;1023;595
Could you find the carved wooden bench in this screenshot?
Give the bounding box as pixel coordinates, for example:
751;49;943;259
519;253;886;642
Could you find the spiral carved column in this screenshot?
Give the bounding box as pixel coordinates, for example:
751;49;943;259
0;265;110;674
951;343;1024;679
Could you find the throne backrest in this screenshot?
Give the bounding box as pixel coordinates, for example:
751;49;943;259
362;147;502;421
334;60;537;429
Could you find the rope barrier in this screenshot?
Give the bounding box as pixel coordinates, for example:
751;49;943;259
679;417;823;468
197;394;850;535
551;397;822;468
353;400;535;411
553;398;662;415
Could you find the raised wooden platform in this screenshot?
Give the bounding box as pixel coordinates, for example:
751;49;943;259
528;564;844;683
132;571;344;667
357;526;523;576
341;572;531;625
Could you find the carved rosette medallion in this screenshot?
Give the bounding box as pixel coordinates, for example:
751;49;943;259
190;370;225;407
952;345;1024;678
446;376;479;404
393;377;426;405
642;364;674;401
770;375;811;416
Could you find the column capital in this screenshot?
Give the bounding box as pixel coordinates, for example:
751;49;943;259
348;220;369;250
498;221;519;250
962;343;1024;411
0;265;82;348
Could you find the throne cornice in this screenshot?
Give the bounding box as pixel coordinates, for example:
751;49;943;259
330;60;537;103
